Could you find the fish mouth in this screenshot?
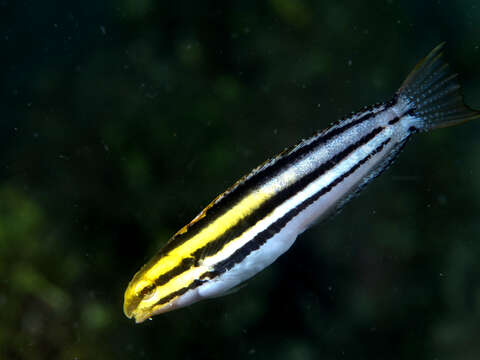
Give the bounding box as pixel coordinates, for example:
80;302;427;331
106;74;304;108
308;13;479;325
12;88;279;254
123;304;149;323
132;311;150;324
123;300;150;323
126;302;177;323
123;306;132;320
123;295;139;321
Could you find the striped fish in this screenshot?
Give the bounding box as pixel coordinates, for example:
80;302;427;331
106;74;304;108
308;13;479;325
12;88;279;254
124;44;479;323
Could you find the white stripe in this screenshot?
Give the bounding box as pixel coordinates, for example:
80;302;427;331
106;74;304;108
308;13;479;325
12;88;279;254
196;126;395;299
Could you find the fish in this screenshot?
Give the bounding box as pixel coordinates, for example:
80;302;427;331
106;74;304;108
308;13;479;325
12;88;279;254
123;44;479;323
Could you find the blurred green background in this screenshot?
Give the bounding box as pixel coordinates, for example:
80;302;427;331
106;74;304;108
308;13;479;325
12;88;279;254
1;1;480;359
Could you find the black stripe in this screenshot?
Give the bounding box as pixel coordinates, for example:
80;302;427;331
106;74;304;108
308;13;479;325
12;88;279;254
153;257;196;287
153;136;393;303
202;137;393;279
191;126;385;253
154;279;206;306
149;126;387;289
159;102;394;255
388;105;417;126
388;117;400;125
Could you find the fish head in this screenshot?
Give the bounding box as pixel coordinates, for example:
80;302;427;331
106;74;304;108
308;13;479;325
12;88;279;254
123;254;204;323
123;271;179;323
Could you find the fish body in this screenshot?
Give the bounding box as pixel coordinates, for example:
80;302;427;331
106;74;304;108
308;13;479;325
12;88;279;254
124;44;479;323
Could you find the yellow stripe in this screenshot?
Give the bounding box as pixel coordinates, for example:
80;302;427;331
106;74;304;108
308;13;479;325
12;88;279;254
144;188;275;282
138;167;303;300
150;200;279;299
153;266;206;302
199;168;308;268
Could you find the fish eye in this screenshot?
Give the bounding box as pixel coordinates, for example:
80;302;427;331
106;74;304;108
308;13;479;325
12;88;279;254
139;286;156;301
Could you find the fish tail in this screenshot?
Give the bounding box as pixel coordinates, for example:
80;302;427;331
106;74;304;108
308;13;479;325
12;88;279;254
397;42;480;131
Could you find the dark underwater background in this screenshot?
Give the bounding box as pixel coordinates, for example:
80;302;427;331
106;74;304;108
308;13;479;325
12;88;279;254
1;1;480;359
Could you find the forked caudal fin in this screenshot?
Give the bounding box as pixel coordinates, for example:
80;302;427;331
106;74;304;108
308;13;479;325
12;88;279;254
397;42;480;131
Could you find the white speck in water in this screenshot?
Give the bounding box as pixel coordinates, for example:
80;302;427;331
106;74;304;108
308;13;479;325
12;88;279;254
347;59;352;67
100;25;106;35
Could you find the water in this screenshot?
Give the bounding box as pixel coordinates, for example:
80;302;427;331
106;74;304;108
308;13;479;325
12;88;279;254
1;1;480;359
